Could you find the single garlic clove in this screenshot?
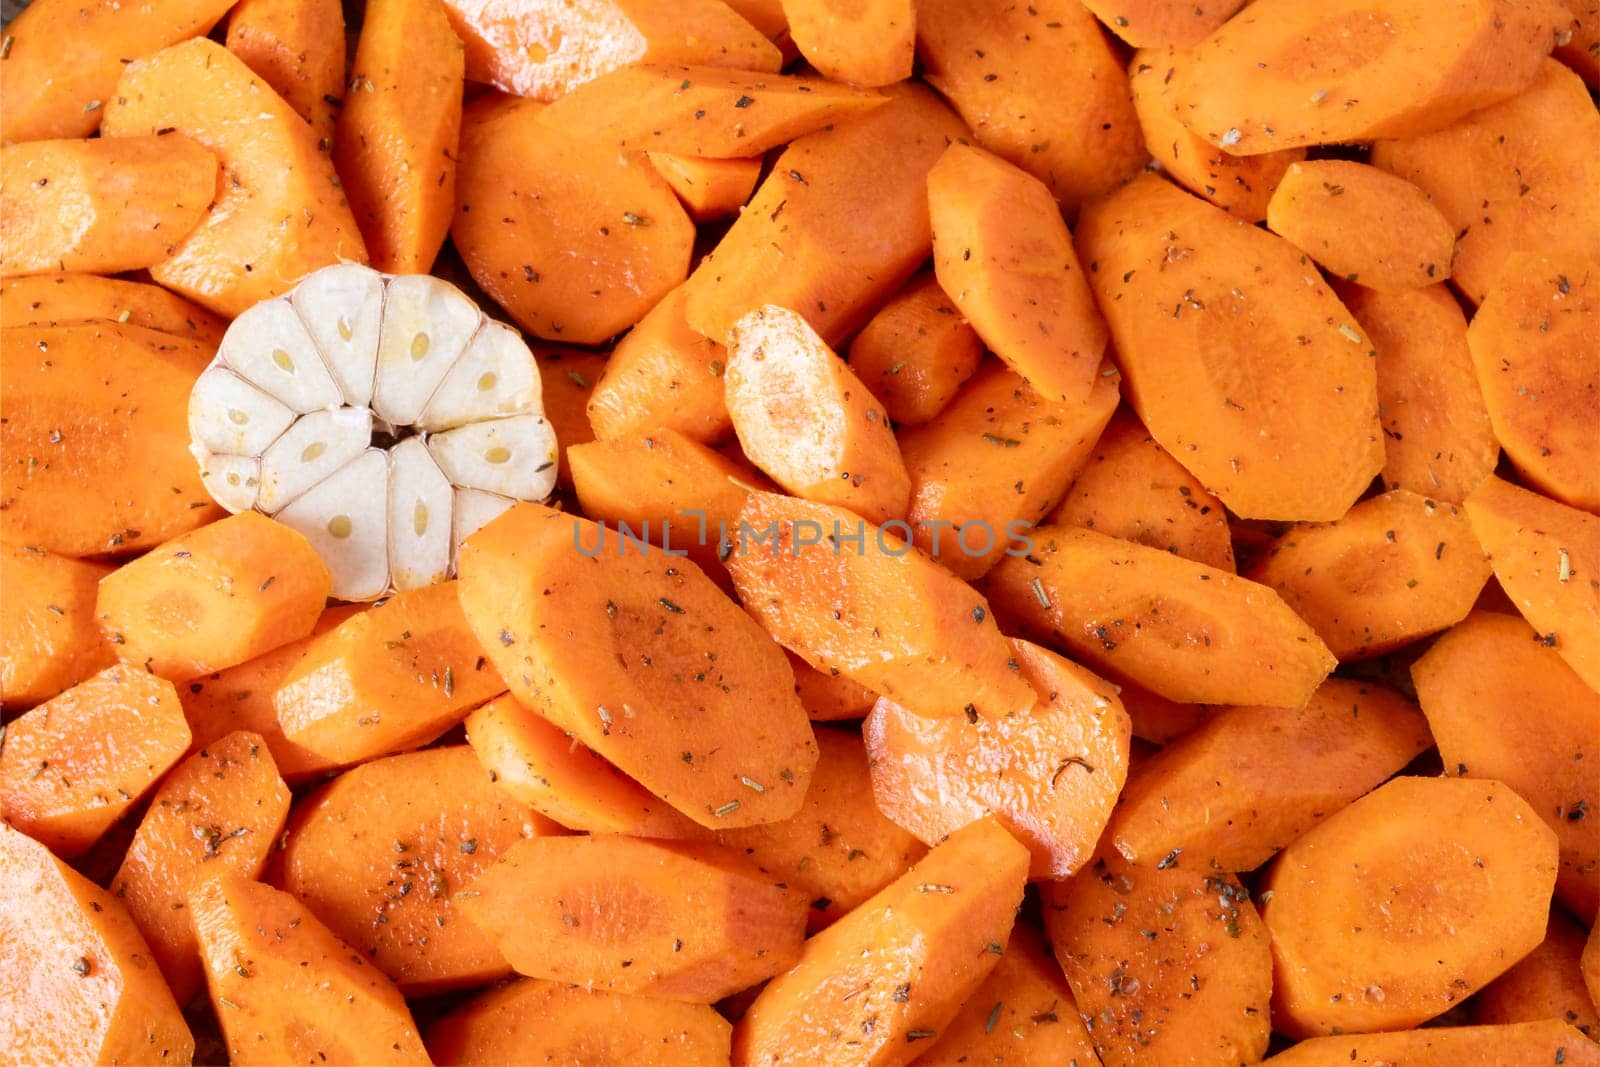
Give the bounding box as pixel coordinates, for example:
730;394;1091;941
425;414;559;502
196;452;262;513
189;367;296;457
257;407;374;514
415;320;539;431
292;263;385;408
219;297;344;413
371;275;480;426
386;437;454;592
451;487;517;558
276;449;390;601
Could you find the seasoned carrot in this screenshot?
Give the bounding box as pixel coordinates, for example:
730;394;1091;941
789;652;878;721
917;0;1146;210
1116;679;1208;744
900;361;1119;580
726;491;1037;721
726;304;911;525
0;273;227;344
716;726;927;931
648;153;762;222
274;580;507;765
109;730;290;1006
333;0;462;274
0;135;217;277
465;694;707;838
225;0;346;146
453;93;693;345
437;0;780;102
1465;476;1600;694
1262;775;1558;1037
587;284;733;443
95;511;331;682
1412;610;1600;920
457;503;818;828
1108;679;1432;873
735;817;1030;1063
1076;173;1383;521
1372;59;1600;304
1587;923;1600;1010
425;977;733;1066
984;524;1336;707
866;638;1130;879
846;271;983;426
190;874;430;1065
1247;489;1492;660
1263;1021;1600;1066
0;665;190;857
0;823;194;1065
0;544;114;710
1043;853;1271;1067
1085;0;1243;47
100;39;368;317
1557;0;1600;85
1473;911;1599;1036
683;82;965;347
1466;252;1600;512
781;0;913;87
534;346;607;487
459;833;808;1001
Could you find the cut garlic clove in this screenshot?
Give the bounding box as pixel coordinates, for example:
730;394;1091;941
276;449;390;602
257;407;374;514
425;415;559;502
387;437;454;592
371;275;480;426
451;487;517;556
219;297;344;413
189;367;296;457
197;452;261;513
292;263;385;408
416;321;539;431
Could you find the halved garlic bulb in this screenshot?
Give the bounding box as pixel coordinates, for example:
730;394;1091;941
189;264;557;601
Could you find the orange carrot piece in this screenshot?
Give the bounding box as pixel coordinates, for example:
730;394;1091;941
917;0;1146;210
0;272;227;344
273;580;506;765
1473;911;1599;1037
726;304;911;525
1557;0;1600;85
0;822;194;1064
457;503;818;828
1076;172;1383;521
1412;609;1600;921
648;152;762;222
866;638;1131;879
788;652;878;721
1117;679;1208;745
587;283;733;444
459;833;808;1001
425;977;733;1065
109;730;290;1006
533;346;607;488
95;511;331;682
985;524;1336;707
334;0;462;274
845;271;983;427
1465;476;1600;694
900;361;1119;580
1264;1020;1600;1067
453;93;693;345
0;665;190;857
465;694;707;838
1371;58;1600;304
225;0;346;146
190;874;430;1065
1262;775;1559;1037
0;544;114;710
716;726;928;931
781;0;914;87
735;817;1031;1062
1108;679;1432;873
0;135;217;277
1085;0;1243;47
727;491;1038;721
683;82;965;347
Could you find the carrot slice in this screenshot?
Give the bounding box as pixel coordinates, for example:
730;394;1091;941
735;817;1030;1062
0;665;190;857
1076;172;1383;521
1412;609;1600;920
900;361;1119;579
0;823;194;1065
781;0;914;87
1464;476;1600;694
225;0;346;147
586;283;733;443
0;272;227;344
866;638;1131;879
726;304;911;525
1473;910;1600;1036
457;502;818;828
534;346;606;488
459;834;808;1001
1557;2;1600;85
1117;680;1208;745
1085;0;1243;47
845;271;983;426
0;544;114;710
1262;775;1559;1037
100;39;368;317
333;0;463;273
1044;853;1271;1067
789;651;878;721
1108;678;1432;873
984;524;1336;707
917;0;1146;210
726;491;1038;721
683;82;965;346
647;153;762;222
110;730;290;1005
190;874;430;1065
1269;1021;1600;1066
424;977;733;1065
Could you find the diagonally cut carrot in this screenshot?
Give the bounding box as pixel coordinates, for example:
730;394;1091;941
781;0;914;87
0;544;114;710
225;0;346;147
0;273;227;344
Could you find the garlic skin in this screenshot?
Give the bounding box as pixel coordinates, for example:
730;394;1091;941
189;264;558;601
